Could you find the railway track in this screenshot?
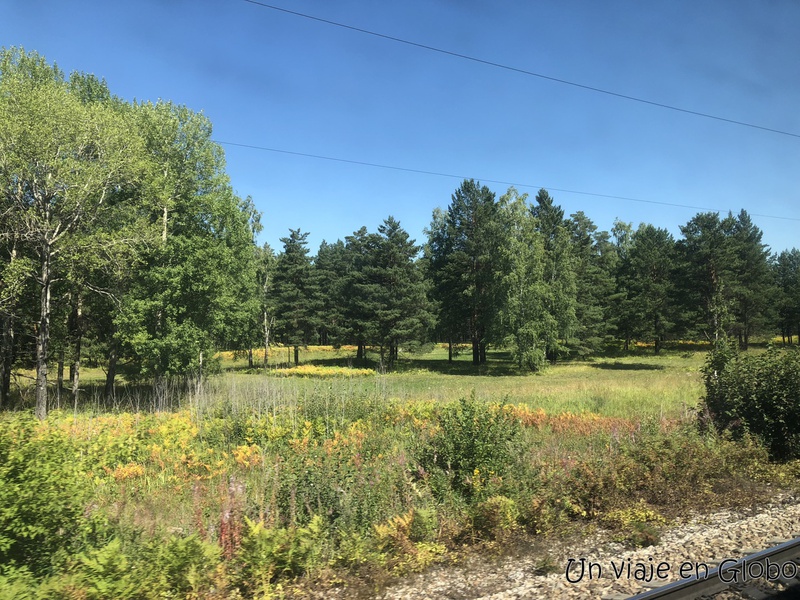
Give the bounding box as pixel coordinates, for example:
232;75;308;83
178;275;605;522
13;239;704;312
603;535;800;600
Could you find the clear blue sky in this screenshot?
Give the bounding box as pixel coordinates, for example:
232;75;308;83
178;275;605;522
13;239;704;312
3;0;799;254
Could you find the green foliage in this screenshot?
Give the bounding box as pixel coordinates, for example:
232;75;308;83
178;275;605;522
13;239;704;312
425;180;502;365
236;516;324;594
702;345;800;460
421;395;521;500
0;417;106;575
73;538;140;599
272;229;319;363
472;495;520;540
602;500;665;548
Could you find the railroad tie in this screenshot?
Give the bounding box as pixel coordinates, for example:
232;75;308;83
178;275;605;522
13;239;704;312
740;586;771;600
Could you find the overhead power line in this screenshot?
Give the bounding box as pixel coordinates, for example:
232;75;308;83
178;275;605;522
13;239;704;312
240;0;800;140
215;140;800;222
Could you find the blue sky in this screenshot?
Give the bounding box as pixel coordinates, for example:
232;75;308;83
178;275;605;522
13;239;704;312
3;0;799;254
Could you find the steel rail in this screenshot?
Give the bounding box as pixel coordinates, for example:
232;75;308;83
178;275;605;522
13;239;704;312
622;536;800;600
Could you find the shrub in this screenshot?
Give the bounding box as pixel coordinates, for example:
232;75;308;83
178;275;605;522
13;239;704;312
472;495;520;540
701;345;800;460
421;395;521;501
0;416;108;575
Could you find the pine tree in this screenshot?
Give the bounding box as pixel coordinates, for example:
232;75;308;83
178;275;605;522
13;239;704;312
567;211;617;356
773;249;800;345
624;224;676;353
314;239;349;346
272;229;319;365
426;180;501;365
728;211;773;349
371;217;433;368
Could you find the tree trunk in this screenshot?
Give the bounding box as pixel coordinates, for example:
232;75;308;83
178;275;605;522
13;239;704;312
0;239;17;409
56;353;64;408
293;345;299;366
248;347;254;368
0;314;13;409
357;342;364;361
35;245;52;421
479;341;487;364
104;342;118;400
472;338;479;365
448;339;453;362
263;311;272;369
71;293;83;407
654;337;661;355
162;205;168;242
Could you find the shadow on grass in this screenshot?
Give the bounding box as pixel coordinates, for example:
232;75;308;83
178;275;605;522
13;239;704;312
590;362;665;371
273;351;524;376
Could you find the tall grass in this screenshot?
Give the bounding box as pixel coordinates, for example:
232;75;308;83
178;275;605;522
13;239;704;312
5;347;788;599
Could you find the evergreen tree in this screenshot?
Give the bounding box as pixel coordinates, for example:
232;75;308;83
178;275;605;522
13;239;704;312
567;211;617;355
371;217;433;368
314;239;349;346
426;180;501;365
531;189;577;361
728;210;773;349
675;212;737;344
773;248;800;345
676;210;772;348
621;224;676;353
272;229;319;365
342;227;382;362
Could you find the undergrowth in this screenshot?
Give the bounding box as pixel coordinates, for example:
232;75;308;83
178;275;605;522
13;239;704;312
1;388;797;598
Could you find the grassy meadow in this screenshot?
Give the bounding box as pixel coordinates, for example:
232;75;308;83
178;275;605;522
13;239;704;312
1;343;797;599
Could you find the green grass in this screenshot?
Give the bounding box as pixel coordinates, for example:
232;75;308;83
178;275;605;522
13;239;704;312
3;343;798;599
212;344;705;421
11;344;706;421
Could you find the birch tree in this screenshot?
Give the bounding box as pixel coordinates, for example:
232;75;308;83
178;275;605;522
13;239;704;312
0;48;143;418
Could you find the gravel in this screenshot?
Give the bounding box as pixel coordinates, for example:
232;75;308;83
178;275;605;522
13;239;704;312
375;493;800;600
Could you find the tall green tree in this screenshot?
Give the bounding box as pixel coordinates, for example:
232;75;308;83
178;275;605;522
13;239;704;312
772;248;800;345
727;210;773;349
676;210;772;348
426;180;501;365
341;227;381;362
314;239;349;346
371;217;433;368
114;101;258;381
531;189;577;361
567;211;617;355
272;229;319;365
0;48;145;418
496;188;548;370
618;224;676;353
675;212;737;344
424;207;466;361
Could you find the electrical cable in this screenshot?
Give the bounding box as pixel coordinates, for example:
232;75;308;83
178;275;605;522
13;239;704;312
240;0;800;140
215;140;800;222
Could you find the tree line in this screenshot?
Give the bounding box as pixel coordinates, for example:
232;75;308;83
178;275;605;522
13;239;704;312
2;48;800;418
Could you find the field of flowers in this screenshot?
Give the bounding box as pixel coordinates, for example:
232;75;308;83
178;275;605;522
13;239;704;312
1;348;797;598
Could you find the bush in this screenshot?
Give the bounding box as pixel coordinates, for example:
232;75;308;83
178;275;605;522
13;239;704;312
421;395;521;501
0;416;108;575
472;495;520;540
701;345;800;460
